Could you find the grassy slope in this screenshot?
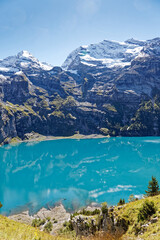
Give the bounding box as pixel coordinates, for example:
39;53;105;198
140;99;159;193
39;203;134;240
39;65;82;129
1;195;160;240
0;214;77;240
116;195;160;240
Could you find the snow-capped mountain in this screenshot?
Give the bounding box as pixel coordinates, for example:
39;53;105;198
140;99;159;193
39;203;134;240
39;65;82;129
62;38;160;71
1;37;160;145
0;50;52;74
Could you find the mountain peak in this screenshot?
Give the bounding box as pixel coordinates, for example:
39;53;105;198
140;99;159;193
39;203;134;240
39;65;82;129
0;50;53;73
17;50;36;61
125;38;146;46
62;38;146;70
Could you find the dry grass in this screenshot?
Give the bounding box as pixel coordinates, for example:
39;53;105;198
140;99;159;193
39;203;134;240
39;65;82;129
82;232;122;240
0;214;78;240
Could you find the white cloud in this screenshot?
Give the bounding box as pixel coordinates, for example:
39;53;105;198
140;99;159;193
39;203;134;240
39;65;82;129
55;154;67;160
134;194;144;199
77;0;101;16
89;185;136;198
129;168;142;173
107;185;136;193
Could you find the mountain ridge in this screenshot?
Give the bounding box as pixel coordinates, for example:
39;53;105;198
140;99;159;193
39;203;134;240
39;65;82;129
1;37;160;144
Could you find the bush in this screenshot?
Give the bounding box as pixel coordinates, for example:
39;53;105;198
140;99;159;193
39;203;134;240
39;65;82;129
63;220;74;231
118;199;125;206
72;208;100;217
128;194;136;202
44;221;53;233
138;200;156;222
116;216;129;232
32;218;46;227
133;222;142;235
101;202;108;215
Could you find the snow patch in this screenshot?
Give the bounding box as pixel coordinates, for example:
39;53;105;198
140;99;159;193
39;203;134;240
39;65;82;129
62;38;148;70
68;70;78;75
0;67;10;72
0;50;53;73
15;71;24;75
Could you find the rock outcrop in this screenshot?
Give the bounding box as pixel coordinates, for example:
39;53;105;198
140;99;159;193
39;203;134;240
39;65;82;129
1;38;160;144
70;205;129;238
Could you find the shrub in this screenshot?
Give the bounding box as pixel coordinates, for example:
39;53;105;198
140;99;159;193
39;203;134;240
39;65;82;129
63;220;74;231
44;221;53;233
46;217;51;221
128;194;136;202
32;218;46;227
116;216;129;232
72;208;100;217
138;200;156;222
133;222;142;235
118;199;125;206
81;208;100;216
101;202;108;215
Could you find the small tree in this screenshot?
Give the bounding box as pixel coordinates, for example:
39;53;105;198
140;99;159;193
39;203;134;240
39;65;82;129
145;176;160;197
101;202;108;215
128;194;136;202
118;198;125;206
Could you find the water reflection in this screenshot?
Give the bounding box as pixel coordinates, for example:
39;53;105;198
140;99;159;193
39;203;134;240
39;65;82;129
0;137;160;215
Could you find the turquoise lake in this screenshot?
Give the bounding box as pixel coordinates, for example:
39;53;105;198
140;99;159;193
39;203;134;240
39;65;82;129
1;137;160;215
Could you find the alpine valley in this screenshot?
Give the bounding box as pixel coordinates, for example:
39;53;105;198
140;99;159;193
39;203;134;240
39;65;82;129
1;38;160;144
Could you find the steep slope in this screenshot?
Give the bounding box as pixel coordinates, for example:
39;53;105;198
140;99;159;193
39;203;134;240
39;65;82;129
0;214;77;240
62;38;147;70
1;38;160;144
0;50;52;74
1;195;160;240
116;195;160;240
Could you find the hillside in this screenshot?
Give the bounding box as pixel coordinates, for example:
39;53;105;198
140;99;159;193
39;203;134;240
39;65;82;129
0;214;78;240
116;195;160;239
1;195;160;239
1;38;160;144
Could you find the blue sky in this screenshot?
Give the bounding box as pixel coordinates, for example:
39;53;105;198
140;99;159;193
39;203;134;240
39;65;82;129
0;0;160;65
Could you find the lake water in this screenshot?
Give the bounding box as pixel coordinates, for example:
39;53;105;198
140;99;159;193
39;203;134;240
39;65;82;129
1;137;160;215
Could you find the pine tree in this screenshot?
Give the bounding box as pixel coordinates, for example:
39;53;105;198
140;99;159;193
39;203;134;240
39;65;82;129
118;198;125;206
145;176;160;196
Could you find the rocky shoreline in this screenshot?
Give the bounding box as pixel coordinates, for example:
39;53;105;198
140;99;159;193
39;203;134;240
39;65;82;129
1;131;108;146
9;204;71;235
8;202;128;237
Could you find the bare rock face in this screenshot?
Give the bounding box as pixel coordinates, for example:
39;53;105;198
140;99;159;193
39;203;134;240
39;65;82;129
34;204;70;223
9;210;33;225
8;204;70;235
1;38;160;144
70;211;129;238
34;204;70;234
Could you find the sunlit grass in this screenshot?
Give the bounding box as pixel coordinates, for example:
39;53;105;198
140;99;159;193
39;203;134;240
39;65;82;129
1;195;160;239
0;214;78;240
116;195;160;240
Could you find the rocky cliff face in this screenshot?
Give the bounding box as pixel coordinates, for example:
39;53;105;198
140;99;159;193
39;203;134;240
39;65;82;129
1;38;160;144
